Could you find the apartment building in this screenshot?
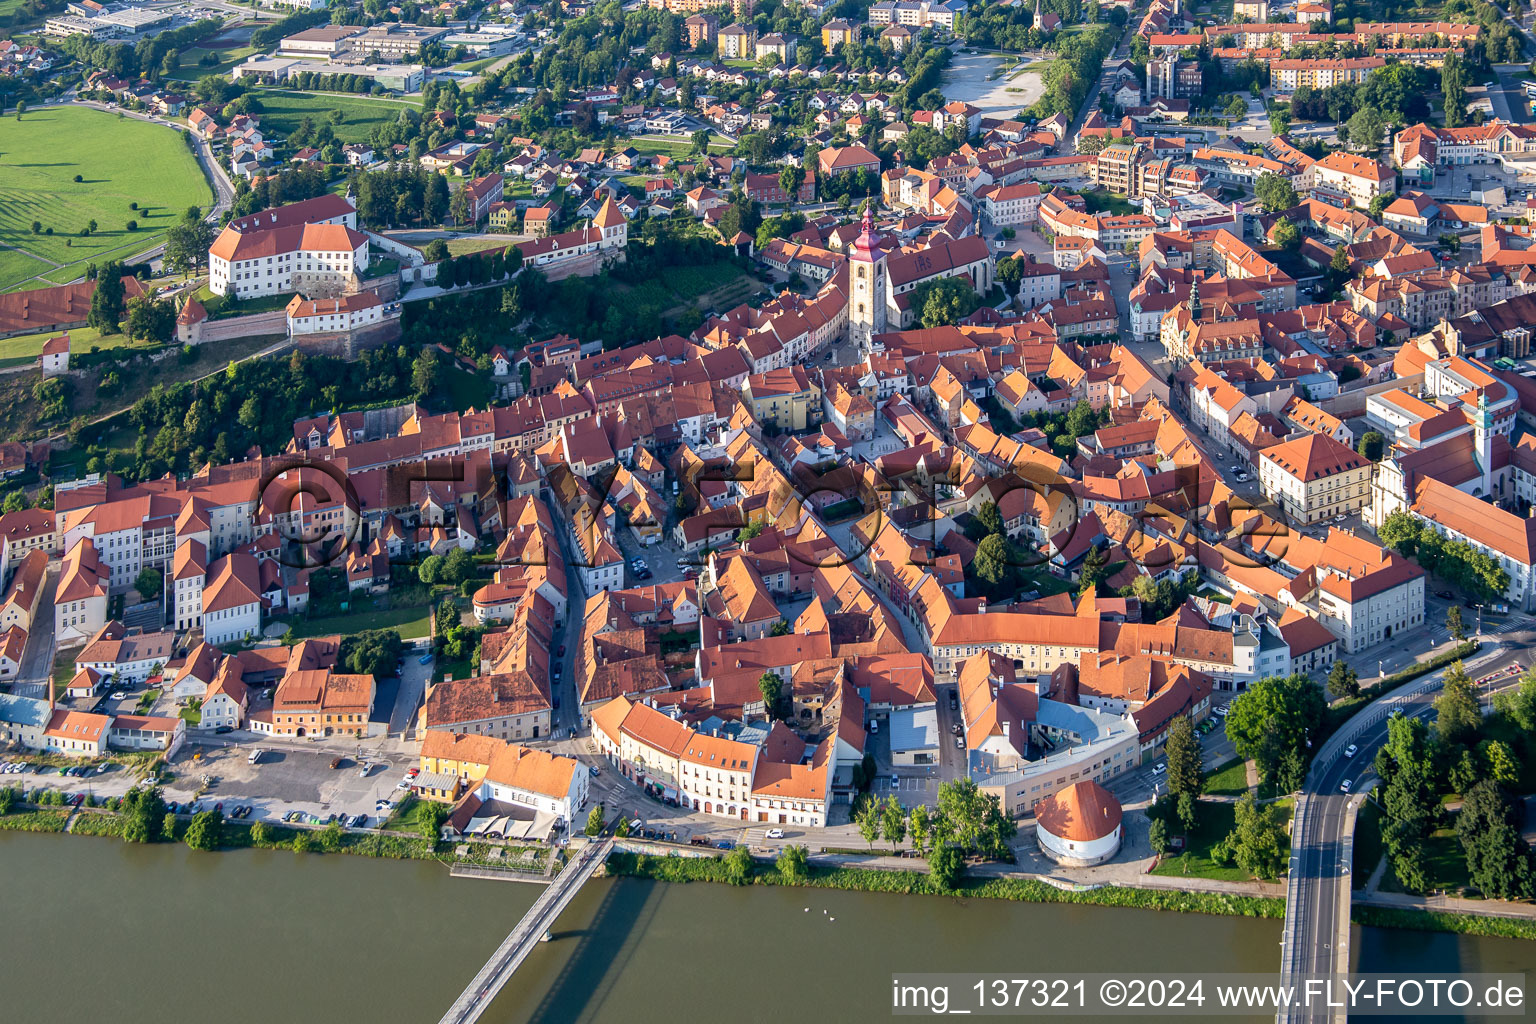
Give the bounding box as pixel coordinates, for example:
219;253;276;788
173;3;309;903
1257;432;1372;525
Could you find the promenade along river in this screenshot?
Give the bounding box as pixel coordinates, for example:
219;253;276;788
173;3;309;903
1;831;1528;1024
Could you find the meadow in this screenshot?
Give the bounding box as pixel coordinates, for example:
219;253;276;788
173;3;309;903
250;89;416;144
0;106;213;292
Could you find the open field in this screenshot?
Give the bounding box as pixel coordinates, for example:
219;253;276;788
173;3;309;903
445;237;514;256
251;90;416;144
0;107;214;293
628;133;735;158
277;605;433;641
0;325;141;371
167;46;260;81
943;52;1046;117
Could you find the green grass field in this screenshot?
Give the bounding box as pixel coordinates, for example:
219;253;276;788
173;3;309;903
0;325;139;370
0;107;213;293
166;46;259;81
278;604;433;641
1203;757;1252;798
252;90;416;144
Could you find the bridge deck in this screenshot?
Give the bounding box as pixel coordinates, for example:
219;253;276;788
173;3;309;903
438;836;614;1024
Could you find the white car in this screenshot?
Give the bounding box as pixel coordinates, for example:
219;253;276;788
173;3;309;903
396;779;412;790
1214;705;1229;717
1152;762;1167;775
1340;779;1352;793
1344;744;1358;758
765;828;785;839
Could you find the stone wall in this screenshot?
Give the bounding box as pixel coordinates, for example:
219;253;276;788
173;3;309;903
291;318;403;359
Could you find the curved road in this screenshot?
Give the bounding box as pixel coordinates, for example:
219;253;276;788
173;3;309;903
10;98;237;291
1279;631;1532;1023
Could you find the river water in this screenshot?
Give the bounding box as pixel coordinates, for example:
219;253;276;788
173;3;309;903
0;832;1526;1023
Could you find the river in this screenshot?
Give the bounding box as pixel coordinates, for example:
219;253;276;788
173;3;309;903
0;832;1525;1023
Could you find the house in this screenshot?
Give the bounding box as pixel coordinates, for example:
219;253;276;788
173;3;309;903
460;173;505;225
56;539;109;644
108;714;186;753
42;709;110;758
1257;433;1372;524
40;335;69;375
268;669;375;738
816;144;881;180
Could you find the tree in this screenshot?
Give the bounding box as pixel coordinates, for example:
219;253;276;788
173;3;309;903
1076;545;1106;596
1326;662;1360;700
411;347;440;400
1357;431;1385;462
691;128;711;156
1330;244;1351;276
165;216;213;278
855;797;881;850
974;500;1004;538
928;843;963;891
1441;52;1467;130
418;553;445;584
1272;218;1301;250
449;184;470;226
1433;661;1481;746
1148;817;1169;854
586;804;605;836
441;546;475;586
184;809;223;851
15;100;24;120
881;794;907;853
911;275;980;328
1164;717;1203;808
1369;193;1390;221
88;261;126;333
126;296;175;343
777;165;805;206
777;843;809;881
1445;604;1466;643
1225;673;1327;787
1456;780;1532;900
1225;96;1247;118
908;805;931;857
1346;107;1384;153
423;238;450;263
973;533;1011;586
722;844;754;885
1254;172;1298;213
758;671;783;719
320;820;345;853
1438;233;1462;255
935;777;1015;859
133;567;163;601
120;786;167;844
1213;793;1287;880
996;254;1024;296
419;800;448;840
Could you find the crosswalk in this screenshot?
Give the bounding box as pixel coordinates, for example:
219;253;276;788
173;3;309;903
1419;618;1525;647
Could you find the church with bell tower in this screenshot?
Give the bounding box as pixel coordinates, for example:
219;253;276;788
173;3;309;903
848;203;888;352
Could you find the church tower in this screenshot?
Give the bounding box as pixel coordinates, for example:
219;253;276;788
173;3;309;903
848;203;888;352
1474;387;1495;497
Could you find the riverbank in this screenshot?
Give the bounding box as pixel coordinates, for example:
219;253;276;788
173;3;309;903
607;849;1536;940
607;850;1285;919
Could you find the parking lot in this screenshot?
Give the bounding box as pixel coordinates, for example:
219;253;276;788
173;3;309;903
174;742;417;825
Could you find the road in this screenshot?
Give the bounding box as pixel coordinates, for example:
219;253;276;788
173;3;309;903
1279;632;1532;1022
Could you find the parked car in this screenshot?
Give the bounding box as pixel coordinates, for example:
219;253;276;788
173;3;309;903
765;827;785;839
1152;762;1167;775
214;725;233;734
330;757;344;769
418;653;434;665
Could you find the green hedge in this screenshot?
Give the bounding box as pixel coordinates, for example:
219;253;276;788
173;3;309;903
1324;641;1481;737
1353;905;1536;941
69;811;125;838
0;809;69;833
608;851;1285;918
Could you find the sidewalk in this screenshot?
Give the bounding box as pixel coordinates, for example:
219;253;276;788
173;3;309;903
1357;889;1536;920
